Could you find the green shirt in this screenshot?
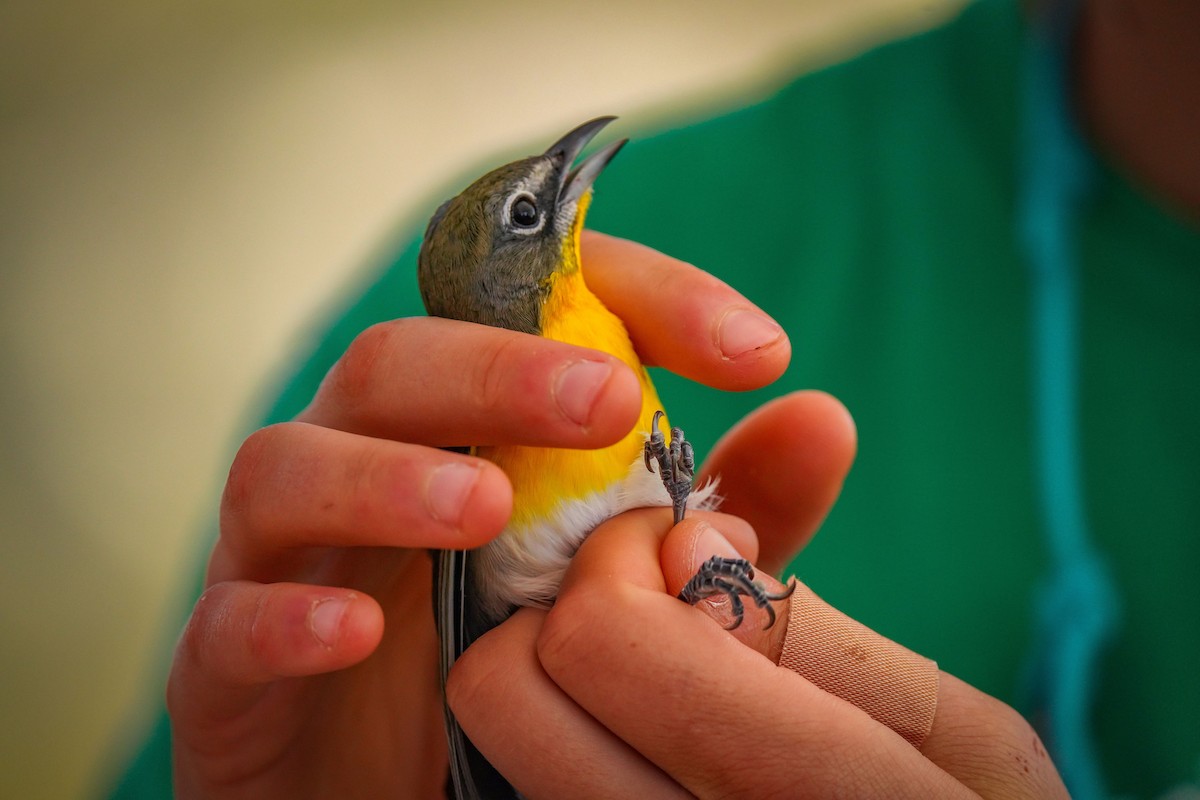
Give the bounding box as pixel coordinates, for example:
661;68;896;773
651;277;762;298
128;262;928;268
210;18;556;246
110;1;1200;796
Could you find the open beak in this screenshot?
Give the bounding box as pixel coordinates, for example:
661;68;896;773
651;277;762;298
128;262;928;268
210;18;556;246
545;116;627;207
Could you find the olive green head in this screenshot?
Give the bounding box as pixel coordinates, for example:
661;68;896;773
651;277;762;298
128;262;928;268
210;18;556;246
417;116;626;335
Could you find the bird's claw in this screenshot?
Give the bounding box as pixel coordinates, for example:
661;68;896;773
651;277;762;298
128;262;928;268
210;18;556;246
645;411;790;630
678;555;796;630
644;410;694;525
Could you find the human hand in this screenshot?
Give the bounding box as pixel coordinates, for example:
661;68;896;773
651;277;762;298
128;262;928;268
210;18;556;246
447;392;1070;799
166;231;792;798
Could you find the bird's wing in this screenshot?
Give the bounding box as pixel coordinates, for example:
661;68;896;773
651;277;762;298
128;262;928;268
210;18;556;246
433;548;518;800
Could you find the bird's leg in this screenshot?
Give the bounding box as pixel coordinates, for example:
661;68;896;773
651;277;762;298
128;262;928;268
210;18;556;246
645;410;793;630
644;410;694;524
678;556;797;630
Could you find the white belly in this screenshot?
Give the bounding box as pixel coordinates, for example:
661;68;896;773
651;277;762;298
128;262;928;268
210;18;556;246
472;456;720;623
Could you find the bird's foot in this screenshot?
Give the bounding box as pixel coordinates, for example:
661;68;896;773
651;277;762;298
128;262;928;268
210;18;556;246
679;555;796;630
644;410;695;524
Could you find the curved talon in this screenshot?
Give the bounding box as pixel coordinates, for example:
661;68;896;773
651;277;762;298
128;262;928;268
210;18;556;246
643;409;694;524
644;411;665;474
678;435;694;476
717;580;745;630
678;556;794;631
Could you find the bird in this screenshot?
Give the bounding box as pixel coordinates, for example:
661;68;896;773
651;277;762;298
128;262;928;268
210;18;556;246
417;116;793;799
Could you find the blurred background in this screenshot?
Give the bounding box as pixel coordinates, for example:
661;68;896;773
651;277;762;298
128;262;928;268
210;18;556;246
1;0;963;796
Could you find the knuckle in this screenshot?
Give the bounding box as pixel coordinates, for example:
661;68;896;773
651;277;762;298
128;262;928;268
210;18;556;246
533;606;573;671
221;424;288;532
536;583;615;674
244;588;274;667
319;319;422;422
444;643;496;720
170;582;278;701
342;438;392;527
469;332;525;416
172;583;231;679
931;689;1064;795
328;321;393;410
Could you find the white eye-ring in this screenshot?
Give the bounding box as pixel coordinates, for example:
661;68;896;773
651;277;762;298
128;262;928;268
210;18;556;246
504;191;544;235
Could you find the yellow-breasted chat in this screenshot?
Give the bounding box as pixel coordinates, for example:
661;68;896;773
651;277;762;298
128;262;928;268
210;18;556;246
417;117;792;799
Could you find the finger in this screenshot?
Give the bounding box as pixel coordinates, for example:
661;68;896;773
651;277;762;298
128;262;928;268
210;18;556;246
542;510;973;798
698;391;857;574
218;422;511;572
666;520;939;747
922;674;1068;799
662;520;1069;799
300;316;643;448
167;580;383;729
660;518;792;662
582;231;791;391
446;608;689;800
612;506;763;566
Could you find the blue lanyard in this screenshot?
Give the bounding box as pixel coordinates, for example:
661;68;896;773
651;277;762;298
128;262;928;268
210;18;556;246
1017;2;1120;797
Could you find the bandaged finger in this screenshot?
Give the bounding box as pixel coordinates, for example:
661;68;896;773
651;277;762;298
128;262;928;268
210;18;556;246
777;581;939;748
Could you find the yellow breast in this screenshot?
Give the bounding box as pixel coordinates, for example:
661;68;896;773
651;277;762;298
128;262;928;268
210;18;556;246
476;265;664;531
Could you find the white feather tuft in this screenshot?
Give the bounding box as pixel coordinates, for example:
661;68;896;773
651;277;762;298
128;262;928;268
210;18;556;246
474;456;720;622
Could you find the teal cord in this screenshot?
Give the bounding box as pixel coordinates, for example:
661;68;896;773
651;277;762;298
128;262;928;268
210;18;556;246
1018;2;1120;797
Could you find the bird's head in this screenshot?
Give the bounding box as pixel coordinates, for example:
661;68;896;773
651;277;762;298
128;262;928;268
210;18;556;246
417;116;626;334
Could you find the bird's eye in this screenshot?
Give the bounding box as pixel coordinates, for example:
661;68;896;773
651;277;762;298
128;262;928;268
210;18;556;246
510;195;539;228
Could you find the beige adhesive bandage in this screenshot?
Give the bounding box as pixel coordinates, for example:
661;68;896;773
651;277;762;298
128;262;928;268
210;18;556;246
777;582;940;749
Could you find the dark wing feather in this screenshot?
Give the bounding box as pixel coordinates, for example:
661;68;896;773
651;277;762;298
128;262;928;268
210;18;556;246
433;548;518;800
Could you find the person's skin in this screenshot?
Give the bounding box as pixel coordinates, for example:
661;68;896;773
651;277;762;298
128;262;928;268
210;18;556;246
1074;0;1200;221
452;509;1068;798
169;232;1067;798
170;231;793;797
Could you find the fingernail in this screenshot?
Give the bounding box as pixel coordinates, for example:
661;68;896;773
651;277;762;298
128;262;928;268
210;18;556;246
554;359;612;426
427;463;481;526
691;522;744;572
311;597;349;648
716;309;783;359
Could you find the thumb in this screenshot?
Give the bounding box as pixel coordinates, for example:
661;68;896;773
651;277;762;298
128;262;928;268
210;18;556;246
660;518;792;662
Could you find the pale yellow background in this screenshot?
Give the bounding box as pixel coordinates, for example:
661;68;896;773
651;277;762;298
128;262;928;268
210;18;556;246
1;1;963;796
